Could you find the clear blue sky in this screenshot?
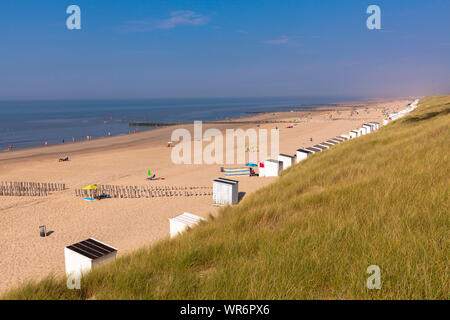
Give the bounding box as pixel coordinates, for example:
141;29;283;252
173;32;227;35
0;0;449;99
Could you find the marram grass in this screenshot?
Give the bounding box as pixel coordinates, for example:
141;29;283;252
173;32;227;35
3;95;449;300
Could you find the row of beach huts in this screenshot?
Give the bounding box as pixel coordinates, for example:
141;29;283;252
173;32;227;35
64;100;420;281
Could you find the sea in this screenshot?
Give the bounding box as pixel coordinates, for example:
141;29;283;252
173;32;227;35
0;97;359;150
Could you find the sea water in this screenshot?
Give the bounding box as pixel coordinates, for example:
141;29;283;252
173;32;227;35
0;97;355;150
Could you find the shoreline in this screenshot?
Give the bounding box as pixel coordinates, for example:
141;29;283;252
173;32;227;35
0;98;396;153
1;105;333;160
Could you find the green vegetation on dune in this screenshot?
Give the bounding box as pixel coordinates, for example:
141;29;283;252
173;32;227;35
4;96;449;300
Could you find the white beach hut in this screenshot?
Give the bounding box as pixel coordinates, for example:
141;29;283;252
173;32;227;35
328;139;340;145
305;146;322;153
317;143;331;149
169;212;206;238
350;130;359;138
383;119;389;126
213;178;239;205
64;238;117;277
359;127;367;135
367;122;375;131
371;123;378;131
278;154;296;170
313;144;328;151
320;142;334;148
264;159;283;177
332;137;345;142
336;136;348;141
362;124;372;134
296;149;312;162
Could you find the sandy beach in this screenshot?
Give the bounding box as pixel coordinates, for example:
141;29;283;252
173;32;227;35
0;98;411;293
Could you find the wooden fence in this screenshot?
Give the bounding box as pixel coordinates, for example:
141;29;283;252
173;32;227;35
74;185;212;199
0;181;66;197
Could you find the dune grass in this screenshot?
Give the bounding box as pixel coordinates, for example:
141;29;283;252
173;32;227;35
3;95;449;300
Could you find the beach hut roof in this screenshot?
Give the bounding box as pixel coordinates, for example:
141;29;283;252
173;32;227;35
214;177;239;185
306;147;321;152
297;148;312;153
170;213;205;228
279;154;295;158
265;159;283;164
65;238;117;260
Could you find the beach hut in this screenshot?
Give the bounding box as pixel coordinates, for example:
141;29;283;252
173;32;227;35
313;144;328;150
296;149;312;162
332;137;345;142
64;238;117;277
263;159;283;177
316;143;330;149
336;135;349;140
278;154;296;170
359;127;367;135
327;138;342;144
383;119;389;126
326;140;339;145
363;124;373;133
213;178;239;205
350;130;359;138
370;122;380;130
305;146;321;153
169;212;206;238
319;142;334;148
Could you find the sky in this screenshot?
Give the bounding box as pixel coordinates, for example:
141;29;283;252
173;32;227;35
0;0;449;100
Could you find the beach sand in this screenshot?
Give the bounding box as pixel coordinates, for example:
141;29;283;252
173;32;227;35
0;99;411;293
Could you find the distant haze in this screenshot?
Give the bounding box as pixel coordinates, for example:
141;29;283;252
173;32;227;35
0;0;449;100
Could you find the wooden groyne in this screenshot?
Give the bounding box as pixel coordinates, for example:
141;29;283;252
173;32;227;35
129;120;299;127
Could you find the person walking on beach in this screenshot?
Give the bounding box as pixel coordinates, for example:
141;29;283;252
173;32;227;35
8;145;13;151
44;141;48;146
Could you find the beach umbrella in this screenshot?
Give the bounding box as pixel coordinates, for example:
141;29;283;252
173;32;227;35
82;184;99;197
148;169;152;176
82;185;99;190
246;162;257;167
